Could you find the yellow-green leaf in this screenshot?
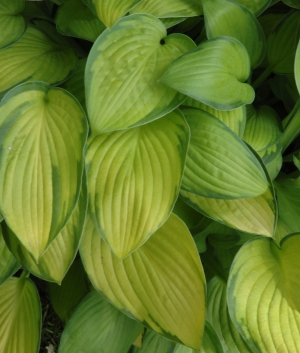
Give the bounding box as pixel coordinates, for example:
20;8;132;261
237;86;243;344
0;82;88;260
85;110;189;259
234;0;271;16
80;214;206;349
0;277;41;353
85;14;196;134
257;142;282;181
133;330;172;353
227;234;300;352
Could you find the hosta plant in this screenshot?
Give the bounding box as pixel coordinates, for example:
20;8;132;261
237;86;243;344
0;0;300;352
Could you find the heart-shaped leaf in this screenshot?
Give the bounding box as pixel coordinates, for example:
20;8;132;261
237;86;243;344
180;107;268;199
85;13;195;134
159;36;254;110
58;290;143;353
202;0;266;69
234;0;271;16
0;0;28;49
85;110;189;259
227;234;300;352
0;82;88;260
133;330;172;353
80;213;206;349
0;276;41;353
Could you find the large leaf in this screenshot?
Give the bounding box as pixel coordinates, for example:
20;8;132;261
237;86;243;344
0;82;88;260
227;234;300;353
80;214;206;349
184;98;246;137
0;25;77;95
159;37;254;110
133;330;172;353
86;110;189;259
0;0;28;49
85;14;195;134
180;107;268;199
180;187;276;237
0;226;20;286
0;276;41;353
2;177;88;283
202;0;266;69
130;0;203;18
58;290;143;353
56;0;106;42
83;0;141;28
234;0;271;16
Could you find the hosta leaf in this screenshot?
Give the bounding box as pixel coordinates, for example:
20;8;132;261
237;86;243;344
80;214;206;349
58;290;143;353
295;40;300;94
85;14;195;134
173;197;202;229
83;0;140;28
86;111;189;259
234;0;271;16
202;0;266;69
0;276;41;353
180;107;268;199
283;0;300;9
0;0;28;49
207;276;254;353
243;105;282;152
227;234;300;353
257;142;282;181
133;330;172;353
56;0;106;42
0;82;88;260
184;98;246;137
2;177;88;284
180;187;276;237
0;226;20;286
0;25;77;94
267;10;300;74
159;37;254;110
160;17;187;29
130;0;203;18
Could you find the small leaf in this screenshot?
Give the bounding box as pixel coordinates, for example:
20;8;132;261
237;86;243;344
180;107;268;199
86;110;189;259
159;36;254;110
0;277;41;353
0;82;88;260
80;214;206;349
227;234;300;353
85;14;195;134
58;291;143;353
133;330;172;353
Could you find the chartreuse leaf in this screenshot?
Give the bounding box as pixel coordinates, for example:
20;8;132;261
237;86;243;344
133;330;172;353
2;177;88;284
130;0;203;18
243;105;282;152
295;40;300;94
267;10;300;74
80;214;206;349
86;111;189;259
83;0;140;28
159;37;254;110
180;187;276;237
184;98;246;137
202;0;266;69
0;276;41;353
234;0;271;16
227;234;300;353
180;108;268;199
0;82;87;260
0;25;77;95
283;0;300;9
0;0;28;49
58;290;143;353
86;14;195;134
0;226;20;286
56;0;106;42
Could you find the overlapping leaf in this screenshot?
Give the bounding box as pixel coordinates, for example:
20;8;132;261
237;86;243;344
0;82;88;260
228;234;300;352
133;330;172;353
180;107;268;199
202;0;266;68
80;214;206;349
85;14;195;134
283;0;300;9
159;37;254;110
257;142;282;181
0;277;41;353
85;111;189;259
234;0;271;16
58;290;143;353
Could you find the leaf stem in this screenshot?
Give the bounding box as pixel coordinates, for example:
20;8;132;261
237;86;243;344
20;270;29;279
252;66;273;90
